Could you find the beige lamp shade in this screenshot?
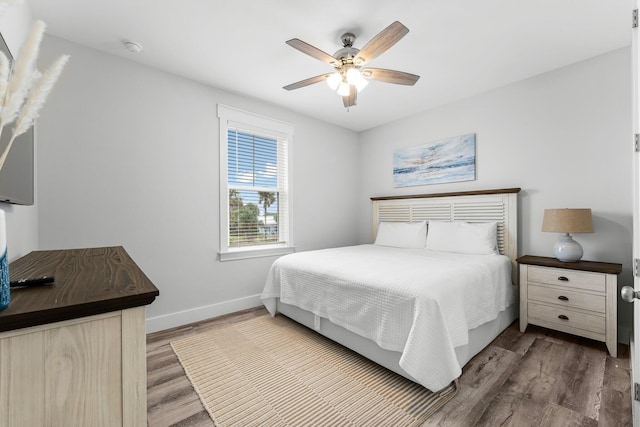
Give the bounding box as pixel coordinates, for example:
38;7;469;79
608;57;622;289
541;208;594;233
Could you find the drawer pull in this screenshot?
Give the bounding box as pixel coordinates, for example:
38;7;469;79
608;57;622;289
558;295;569;301
558;314;569;320
557;276;569;282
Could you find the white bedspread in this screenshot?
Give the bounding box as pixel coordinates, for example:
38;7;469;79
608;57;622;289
261;244;515;392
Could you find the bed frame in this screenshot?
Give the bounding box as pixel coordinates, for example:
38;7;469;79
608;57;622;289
277;188;521;388
372;187;520;284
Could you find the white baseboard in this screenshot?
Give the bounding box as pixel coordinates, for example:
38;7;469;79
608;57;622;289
145;294;263;333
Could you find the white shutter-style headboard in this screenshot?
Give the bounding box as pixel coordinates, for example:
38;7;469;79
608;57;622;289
372;188;520;283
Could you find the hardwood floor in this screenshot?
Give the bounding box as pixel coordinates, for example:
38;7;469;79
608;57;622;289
146;307;631;426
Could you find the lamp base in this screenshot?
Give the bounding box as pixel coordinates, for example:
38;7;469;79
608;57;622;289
553;233;583;262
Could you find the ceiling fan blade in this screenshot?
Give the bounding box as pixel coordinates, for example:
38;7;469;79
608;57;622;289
342;85;357;108
283;73;332;91
355;21;409;65
361;68;420;85
286;38;338;65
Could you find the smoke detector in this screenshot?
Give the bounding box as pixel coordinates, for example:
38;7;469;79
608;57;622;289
123;40;143;54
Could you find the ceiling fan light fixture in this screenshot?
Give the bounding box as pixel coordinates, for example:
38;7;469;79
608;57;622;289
346;68;360;84
354;77;369;92
337;81;351;96
326;72;341;90
284;21;418;108
347;68;368;92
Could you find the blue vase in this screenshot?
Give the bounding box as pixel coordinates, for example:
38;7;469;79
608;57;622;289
0;209;9;310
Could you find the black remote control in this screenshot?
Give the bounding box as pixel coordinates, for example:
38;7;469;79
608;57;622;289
10;275;55;288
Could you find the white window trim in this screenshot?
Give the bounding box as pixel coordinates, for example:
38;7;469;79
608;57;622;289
218;105;295;261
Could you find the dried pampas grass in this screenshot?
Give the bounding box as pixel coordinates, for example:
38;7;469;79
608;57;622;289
14;55;69;137
0;20;46;126
0;55;69;170
0;1;68;172
0;52;8;103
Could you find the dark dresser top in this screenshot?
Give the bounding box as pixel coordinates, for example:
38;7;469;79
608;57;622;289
516;255;622;275
0;246;159;332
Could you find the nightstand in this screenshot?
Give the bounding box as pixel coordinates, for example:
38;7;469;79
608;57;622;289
517;255;622;357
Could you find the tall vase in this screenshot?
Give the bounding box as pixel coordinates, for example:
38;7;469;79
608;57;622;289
0;209;9;310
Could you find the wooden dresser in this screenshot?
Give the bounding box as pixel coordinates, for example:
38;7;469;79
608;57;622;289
0;246;159;426
517;255;621;357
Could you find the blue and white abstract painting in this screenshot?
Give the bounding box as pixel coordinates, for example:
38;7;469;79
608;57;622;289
393;133;476;187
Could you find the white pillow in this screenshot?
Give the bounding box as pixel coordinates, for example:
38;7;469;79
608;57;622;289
374;221;427;249
426;221;498;254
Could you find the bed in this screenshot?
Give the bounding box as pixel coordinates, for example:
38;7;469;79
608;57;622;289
261;188;520;392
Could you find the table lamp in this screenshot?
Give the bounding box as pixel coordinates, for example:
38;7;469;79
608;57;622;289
541;208;594;262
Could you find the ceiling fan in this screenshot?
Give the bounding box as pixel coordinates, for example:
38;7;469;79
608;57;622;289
283;21;420;109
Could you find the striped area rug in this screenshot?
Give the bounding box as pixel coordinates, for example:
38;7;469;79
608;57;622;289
171;314;456;427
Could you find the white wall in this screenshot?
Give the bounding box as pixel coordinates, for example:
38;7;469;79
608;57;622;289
358;48;633;341
36;36;360;332
0;1;37;261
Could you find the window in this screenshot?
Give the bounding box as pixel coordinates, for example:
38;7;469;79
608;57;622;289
218;105;294;260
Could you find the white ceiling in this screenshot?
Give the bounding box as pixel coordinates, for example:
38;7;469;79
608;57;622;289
26;0;630;132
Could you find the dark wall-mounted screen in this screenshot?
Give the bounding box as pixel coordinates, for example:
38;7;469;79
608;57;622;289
0;32;34;205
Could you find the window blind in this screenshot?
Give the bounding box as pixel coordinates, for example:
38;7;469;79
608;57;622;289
226;127;289;248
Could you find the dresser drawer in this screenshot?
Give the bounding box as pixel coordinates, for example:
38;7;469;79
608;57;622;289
528;302;605;335
528;284;605;313
527;266;605;293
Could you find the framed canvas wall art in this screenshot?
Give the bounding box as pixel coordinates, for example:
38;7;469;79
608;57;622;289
393;133;476;187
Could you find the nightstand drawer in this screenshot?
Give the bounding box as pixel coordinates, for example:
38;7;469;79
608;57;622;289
527;266;605;293
528;302;605;335
528;284;605;313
